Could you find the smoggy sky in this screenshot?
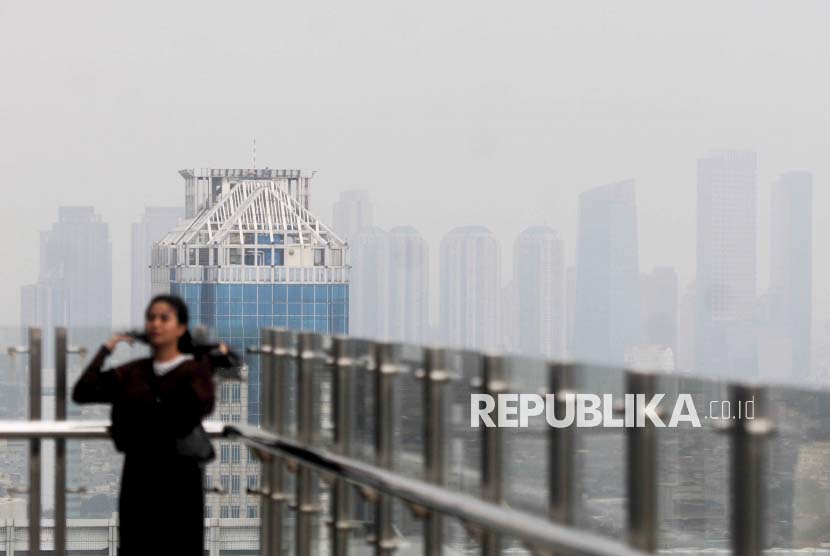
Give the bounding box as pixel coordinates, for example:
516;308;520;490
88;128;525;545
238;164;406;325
1;0;829;326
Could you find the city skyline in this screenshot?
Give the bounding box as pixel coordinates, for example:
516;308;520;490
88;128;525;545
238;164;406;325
15;153;821;383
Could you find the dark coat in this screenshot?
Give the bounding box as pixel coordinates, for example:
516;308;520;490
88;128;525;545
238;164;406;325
72;346;216;556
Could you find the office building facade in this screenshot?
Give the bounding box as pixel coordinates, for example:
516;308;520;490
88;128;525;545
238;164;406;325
513;226;565;358
387;226;429;344
20;207;112;367
572;180;641;365
440;226;501;351
695;151;757;378
349;226;389;339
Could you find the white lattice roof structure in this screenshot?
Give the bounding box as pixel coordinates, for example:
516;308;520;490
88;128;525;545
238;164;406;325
159;181;345;250
151;173;349;286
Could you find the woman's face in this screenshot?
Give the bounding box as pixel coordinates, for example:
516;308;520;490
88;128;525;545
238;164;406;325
145;301;186;349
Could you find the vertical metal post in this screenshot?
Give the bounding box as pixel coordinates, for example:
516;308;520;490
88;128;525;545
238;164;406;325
730;384;768;556
271;329;293;555
296;332;323;556
29;327;42;556
374;343;397;556
626;371;657;552
259;328;276;556
547;363;575;528
331;337;354;556
423;348;448;556
480;354;504;556
55;327;68;556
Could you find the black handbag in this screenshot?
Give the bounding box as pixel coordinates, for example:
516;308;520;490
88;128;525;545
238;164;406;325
176;423;215;465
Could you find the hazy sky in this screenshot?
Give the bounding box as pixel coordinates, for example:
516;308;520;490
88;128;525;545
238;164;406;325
2;1;829;326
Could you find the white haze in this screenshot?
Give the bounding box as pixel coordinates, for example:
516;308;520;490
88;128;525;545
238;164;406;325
1;0;829;326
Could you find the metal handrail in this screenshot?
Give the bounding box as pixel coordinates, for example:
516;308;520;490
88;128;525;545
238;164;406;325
0;420;226;439
0;419;648;556
224;423;651;556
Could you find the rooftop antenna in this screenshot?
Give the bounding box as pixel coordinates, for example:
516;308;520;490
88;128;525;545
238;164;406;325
252;139;256;170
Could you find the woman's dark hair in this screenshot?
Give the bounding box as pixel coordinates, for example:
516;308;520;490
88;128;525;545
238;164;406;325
145;295;195;354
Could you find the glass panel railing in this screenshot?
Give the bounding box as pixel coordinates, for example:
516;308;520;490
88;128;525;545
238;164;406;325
764;384;830;551
571;363;628;540
654;373;733;551
500;354;549;518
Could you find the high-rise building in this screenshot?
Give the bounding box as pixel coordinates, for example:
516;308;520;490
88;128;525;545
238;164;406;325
25;207;112;327
152;168;349;424
152;168;349;520
333;189;374;338
387;226;429;344
20;207;112;364
770;171;812;380
513;226;565;358
332;189;373;244
695;151;757;378
440;226;500;351
572;180;640;365
641;266;678;353
131;207;184;326
350;226;389;339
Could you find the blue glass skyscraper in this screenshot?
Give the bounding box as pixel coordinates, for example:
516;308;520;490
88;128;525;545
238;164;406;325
151;169;349;425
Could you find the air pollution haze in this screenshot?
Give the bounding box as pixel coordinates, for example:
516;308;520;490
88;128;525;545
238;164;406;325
1;1;828;377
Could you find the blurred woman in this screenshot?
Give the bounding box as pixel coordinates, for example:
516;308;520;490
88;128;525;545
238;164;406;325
73;295;221;556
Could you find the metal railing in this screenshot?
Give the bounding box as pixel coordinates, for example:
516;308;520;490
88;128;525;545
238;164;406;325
238;330;771;556
1;327;778;556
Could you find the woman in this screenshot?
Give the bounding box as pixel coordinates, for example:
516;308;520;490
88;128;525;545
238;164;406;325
73;295;222;556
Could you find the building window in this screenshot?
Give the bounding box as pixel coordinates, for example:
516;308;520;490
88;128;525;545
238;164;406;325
220;505;229;518
231;505;240;519
220;383;230;403
247;475;258;490
248;448;257;464
205;505;212;518
247;505;257;518
231;444;241;464
204;475;213;490
232;414;241;423
231;383;241;403
220;475;229;492
231;475;240;494
221;414;230;422
220;444;229;463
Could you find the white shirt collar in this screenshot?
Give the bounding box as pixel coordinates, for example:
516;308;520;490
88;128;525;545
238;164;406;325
152;353;194;376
